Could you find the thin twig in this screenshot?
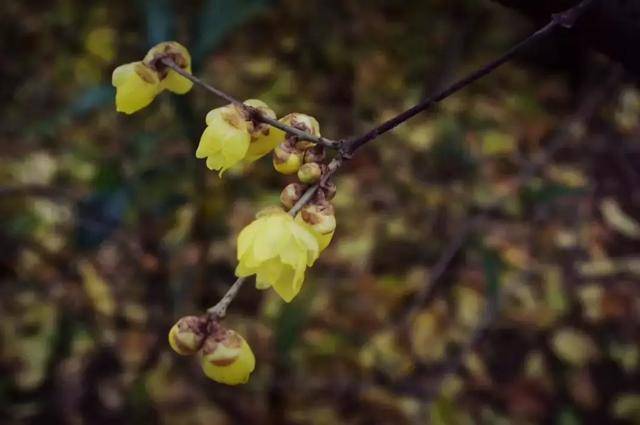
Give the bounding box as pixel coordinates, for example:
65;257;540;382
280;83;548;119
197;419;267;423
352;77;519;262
161;59;341;149
207;276;247;319
344;0;594;154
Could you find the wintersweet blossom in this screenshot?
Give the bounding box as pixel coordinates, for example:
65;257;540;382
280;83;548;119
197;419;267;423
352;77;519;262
112;41;193;114
235;207;319;302
196;104;251;175
196;99;282;175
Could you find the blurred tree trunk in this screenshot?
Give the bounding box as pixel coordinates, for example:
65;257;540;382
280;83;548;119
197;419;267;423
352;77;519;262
494;0;640;77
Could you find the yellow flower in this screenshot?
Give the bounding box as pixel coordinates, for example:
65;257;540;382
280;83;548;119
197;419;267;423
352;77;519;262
243;99;285;163
143;41;193;94
201;330;255;385
196;104;251;175
111;61;161;114
113;41;194;114
235;207;319;302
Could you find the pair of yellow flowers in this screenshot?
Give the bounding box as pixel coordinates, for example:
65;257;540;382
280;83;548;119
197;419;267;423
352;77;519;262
112;42;333;304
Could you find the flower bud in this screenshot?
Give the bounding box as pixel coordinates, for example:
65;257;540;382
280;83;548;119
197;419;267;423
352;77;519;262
168;316;205;356
280;183;306;210
297;162;323;184
304;145;325;163
300;203;336;235
273;143;303;175
280;113;321;137
296;202;336;251
200;329;256;385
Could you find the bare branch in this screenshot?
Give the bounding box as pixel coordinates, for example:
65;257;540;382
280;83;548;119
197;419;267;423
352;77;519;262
344;0;595;154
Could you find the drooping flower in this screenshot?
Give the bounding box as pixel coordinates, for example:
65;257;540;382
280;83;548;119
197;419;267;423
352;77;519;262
112;61;161;114
200;329;255;385
143;41;194;94
196;104;251;175
196;99;284;175
113;41;193;114
235;207;319;302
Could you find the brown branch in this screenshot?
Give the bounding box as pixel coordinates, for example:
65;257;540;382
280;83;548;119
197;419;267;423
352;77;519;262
343;0;595;155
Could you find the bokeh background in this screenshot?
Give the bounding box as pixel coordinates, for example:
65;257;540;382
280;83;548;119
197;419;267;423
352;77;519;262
2;1;640;424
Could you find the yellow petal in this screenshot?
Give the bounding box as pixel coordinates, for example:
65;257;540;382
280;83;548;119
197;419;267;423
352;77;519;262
196;125;222;158
255;276;272;290
290;221;319;266
257;258;284;285
112;62;160;114
244;128;286;163
237;220;260;259
162;67;193;94
271;265;298;302
252;216;287;261
235;260;255;278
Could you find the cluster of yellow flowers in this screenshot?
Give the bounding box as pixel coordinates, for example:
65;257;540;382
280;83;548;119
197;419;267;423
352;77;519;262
113;41;337;385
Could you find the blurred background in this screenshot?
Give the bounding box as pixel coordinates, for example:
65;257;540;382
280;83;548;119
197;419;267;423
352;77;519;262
1;0;640;424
